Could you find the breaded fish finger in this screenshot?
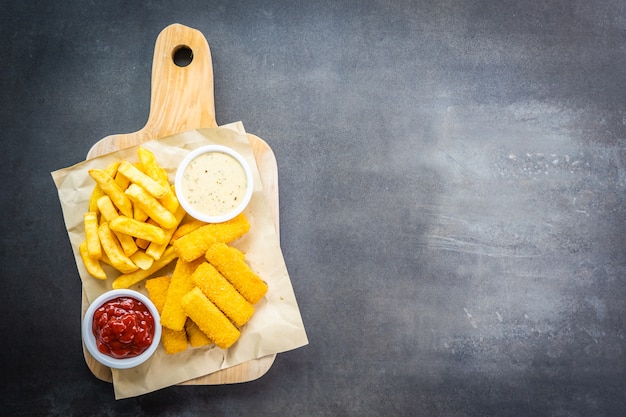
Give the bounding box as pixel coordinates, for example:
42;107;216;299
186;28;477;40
185;319;212;347
145;276;188;354
192;262;255;327
181;287;240;349
205;243;268;304
172;213;250;262
160;258;204;331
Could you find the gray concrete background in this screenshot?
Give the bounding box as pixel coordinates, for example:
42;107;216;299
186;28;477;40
2;1;626;415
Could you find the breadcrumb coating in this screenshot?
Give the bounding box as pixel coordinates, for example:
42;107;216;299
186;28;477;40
182;287;240;349
205;243;268;304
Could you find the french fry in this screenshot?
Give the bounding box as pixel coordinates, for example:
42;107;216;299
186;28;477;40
137;147;169;184
135;238;150;250
137;148;180;213
88;161;119;213
181;287;240;349
158;185;179;215
88;186;105;213
97;196;138;257
146;204;186;261
97;222;137;274
172;213;250;262
96;195;119;221
125;183;177;229
112;245;178;289
118;160;169;199
83;212;102;259
160;258;204;331
130;250;154;270
109;216;167;245
88;169;133;218
105;161;121;176
114;170;130;191
135;218;160;250
79;241;106;280
134;204;149;222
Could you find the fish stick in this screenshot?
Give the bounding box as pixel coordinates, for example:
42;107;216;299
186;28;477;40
145;276;188;354
192;262;254;327
173;213;250;262
160;258;204;331
112;245;178;289
185;319;212;347
205;243;268;304
129;250;154;270
181;287;240;349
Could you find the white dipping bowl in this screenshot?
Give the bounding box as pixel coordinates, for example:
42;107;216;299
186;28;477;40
82;289;162;370
175;145;254;223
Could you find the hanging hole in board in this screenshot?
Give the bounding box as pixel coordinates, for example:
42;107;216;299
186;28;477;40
173;45;193;67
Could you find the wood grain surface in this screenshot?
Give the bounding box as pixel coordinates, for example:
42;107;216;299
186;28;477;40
82;23;277;385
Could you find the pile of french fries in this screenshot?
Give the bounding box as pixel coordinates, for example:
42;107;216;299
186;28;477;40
79;146;268;353
79;147;189;282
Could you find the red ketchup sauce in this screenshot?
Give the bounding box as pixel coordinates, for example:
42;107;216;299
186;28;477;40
91;296;155;359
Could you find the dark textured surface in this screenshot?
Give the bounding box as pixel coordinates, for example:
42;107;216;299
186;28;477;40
2;1;626;415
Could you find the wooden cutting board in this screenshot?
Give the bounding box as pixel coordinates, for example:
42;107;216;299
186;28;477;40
82;23;278;385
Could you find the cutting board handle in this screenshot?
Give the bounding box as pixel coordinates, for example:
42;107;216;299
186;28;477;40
144;23;218;135
89;23;217;153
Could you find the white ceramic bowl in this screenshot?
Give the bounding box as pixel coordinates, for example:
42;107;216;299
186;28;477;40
82;289;162;369
175;145;254;223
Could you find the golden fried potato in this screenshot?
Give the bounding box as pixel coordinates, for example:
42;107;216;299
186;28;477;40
133;205;149;222
96;196;138;256
97;222;137;274
118;160;169;199
83;212;102;259
88;169;133;218
109;216;167;245
130;250;154;270
146;205;186;261
137;147;169;184
125;183;177;229
79;241;106;280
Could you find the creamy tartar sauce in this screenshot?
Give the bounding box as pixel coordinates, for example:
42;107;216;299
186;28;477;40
181;152;248;217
